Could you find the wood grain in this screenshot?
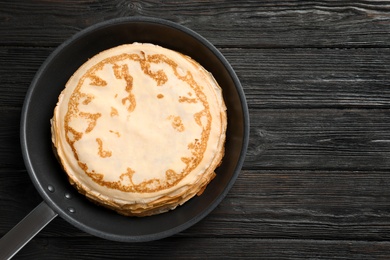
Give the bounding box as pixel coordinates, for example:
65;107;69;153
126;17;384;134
247;108;390;171
1;1;390;259
14;237;390;259
0;1;390;48
229;48;390;109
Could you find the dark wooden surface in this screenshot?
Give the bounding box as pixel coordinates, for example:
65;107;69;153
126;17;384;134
1;1;390;259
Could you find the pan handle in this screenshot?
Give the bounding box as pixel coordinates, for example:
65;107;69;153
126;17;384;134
0;201;58;259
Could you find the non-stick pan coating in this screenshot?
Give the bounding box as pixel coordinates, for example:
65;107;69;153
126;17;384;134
21;17;249;242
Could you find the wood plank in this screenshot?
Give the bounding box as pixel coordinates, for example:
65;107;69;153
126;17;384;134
0;107;23;169
199;170;390;241
0;47;52;107
2;169;390;242
227;48;390;109
14;237;390;259
247;108;390;170
0;1;390;48
1;46;390;109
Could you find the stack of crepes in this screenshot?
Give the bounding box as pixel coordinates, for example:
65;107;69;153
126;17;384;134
51;43;227;216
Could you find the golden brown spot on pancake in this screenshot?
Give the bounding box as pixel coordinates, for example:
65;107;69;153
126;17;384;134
67;127;83;142
112;64;121;79
168;115;185;132
109;130;121;137
187;139;197;150
181;157;191;164
96;138;112;158
120;168;135;184
187;138;204;158
165;169;178;185
78;161;88;171
122;96;136;112
89;74;107;86
65;127;83;160
194;110;207;127
140;54;168;86
110;107;118;117
157;94;164;99
79;112;101;133
81;93;94;105
179;96;197;103
90;172;104;181
114;64;136;112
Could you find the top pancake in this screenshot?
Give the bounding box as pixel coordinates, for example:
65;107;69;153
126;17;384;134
51;43;227;216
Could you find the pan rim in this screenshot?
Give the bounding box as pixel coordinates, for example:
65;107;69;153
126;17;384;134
20;16;250;242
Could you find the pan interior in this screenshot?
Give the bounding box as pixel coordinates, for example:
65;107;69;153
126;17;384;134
21;17;249;242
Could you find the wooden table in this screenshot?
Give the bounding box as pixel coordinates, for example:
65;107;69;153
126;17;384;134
1;1;390;259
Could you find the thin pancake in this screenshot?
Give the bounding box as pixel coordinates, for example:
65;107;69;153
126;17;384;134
51;43;227;216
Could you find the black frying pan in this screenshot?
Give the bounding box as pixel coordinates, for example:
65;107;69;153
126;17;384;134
0;17;249;259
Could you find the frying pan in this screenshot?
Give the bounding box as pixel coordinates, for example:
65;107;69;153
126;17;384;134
0;17;249;259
